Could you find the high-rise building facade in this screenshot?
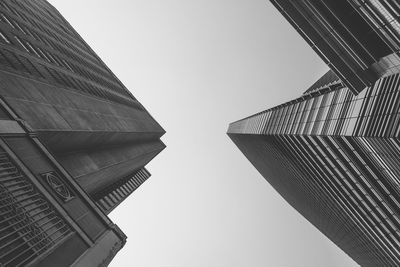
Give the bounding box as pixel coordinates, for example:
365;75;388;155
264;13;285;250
228;1;400;266
0;0;165;266
270;0;400;94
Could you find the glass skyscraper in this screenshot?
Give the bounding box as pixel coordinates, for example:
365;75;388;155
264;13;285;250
269;0;400;94
229;1;400;266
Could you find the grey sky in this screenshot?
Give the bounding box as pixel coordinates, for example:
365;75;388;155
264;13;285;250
49;1;358;266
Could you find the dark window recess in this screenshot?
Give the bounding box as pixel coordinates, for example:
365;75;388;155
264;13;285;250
321;0;392;60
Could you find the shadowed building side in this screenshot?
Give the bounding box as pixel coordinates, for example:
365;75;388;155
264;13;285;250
270;0;400;94
0;70;166;196
228;72;400;266
0;0;165;208
229;1;400;266
0;0;165;266
229;133;400;266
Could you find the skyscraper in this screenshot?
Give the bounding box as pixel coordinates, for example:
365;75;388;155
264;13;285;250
269;0;400;94
228;1;400;266
0;0;165;266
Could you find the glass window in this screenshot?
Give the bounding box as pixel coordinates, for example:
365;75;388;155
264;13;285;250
1;13;14;28
14;36;29;52
0;30;9;43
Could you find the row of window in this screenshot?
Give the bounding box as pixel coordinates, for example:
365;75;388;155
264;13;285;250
11;30;126;96
97;169;150;213
355;73;400;136
278;135;400;265
0;10;90;67
0;12;130;99
0;46;133;106
352;0;400;51
229;72;400;138
0;2;131;99
352;0;400;80
258;135;395;265
0;0;97;64
229;87;362;136
359;137;400;190
327;137;400;251
0;8;137;104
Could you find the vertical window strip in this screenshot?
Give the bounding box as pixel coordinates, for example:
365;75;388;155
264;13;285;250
0;30;9;44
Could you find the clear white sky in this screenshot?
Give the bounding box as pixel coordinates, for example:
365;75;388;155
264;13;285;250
49;1;358;266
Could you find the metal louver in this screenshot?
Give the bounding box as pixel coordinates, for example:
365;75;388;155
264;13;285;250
0;149;72;266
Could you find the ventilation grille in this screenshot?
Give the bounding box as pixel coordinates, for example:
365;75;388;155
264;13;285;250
0;150;72;266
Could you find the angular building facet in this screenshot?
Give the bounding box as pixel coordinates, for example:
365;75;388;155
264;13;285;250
228;1;400;266
0;0;165;266
270;0;400;94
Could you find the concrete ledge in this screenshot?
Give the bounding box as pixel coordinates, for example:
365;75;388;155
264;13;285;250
72;229;125;267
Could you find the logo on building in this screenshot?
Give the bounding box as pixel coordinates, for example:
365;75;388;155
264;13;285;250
40;171;74;202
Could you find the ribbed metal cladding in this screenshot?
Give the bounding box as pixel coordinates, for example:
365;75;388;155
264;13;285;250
269;0;400;95
348;0;400;52
0;149;72;267
252;135;400;266
228;72;400;266
229;73;400;138
95;168;151;214
303;70;342;95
